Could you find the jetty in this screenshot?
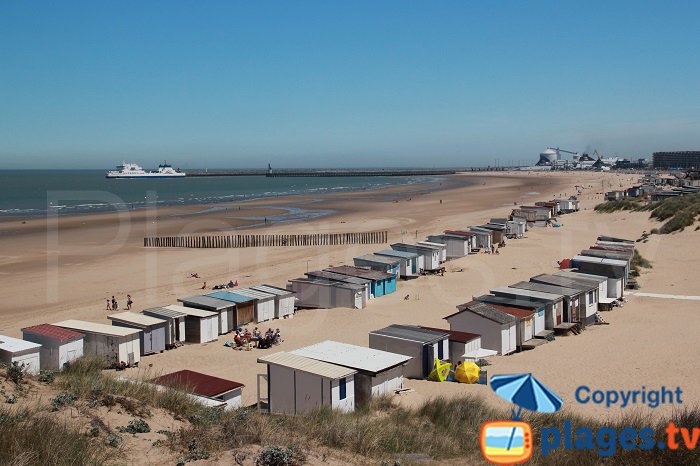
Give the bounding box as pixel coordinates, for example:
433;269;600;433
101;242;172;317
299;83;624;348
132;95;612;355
185;168;456;177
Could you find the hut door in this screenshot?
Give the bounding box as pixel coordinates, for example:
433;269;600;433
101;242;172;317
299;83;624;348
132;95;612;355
143;329;153;354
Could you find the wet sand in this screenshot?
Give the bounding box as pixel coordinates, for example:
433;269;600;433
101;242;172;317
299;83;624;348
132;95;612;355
2;170;697;419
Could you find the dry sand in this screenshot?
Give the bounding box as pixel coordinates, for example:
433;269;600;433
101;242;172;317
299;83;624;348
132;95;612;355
1;170;698;421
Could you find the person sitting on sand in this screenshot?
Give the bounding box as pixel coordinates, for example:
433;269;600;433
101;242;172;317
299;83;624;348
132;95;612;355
227;280;234;288
233;331;244;347
201;281;207;289
273;328;282;345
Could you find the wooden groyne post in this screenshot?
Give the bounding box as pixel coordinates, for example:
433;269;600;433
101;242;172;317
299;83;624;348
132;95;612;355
143;231;389;248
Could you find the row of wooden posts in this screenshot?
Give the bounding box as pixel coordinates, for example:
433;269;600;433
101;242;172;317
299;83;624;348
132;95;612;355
143;231;388;248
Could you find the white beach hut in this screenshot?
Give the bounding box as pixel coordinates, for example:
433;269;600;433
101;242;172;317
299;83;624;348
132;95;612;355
445;302;518;356
291;340;412;405
258;352;357;415
163;305;218;344
368;325;450;379
417;240;447;262
0;335;41;375
251;284;296;319
427;234;471;258
142;307;187;348
54;320;141;367
108;311;168;355
376;249;423;276
22;323;84;371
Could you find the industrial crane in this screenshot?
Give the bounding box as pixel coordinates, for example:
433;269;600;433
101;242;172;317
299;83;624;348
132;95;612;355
547;147;579;156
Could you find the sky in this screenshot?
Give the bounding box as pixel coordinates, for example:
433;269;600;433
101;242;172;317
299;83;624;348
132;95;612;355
1;1;699;169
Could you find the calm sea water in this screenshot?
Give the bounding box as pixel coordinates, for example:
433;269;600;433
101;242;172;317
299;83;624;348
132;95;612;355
0;170;442;217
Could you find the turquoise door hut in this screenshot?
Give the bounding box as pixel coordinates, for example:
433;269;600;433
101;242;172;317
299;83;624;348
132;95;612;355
324;266;395;298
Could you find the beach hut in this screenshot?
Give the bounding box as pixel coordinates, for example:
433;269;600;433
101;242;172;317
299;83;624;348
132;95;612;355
305;270;372;302
479;224;508;244
427;234;471;258
353;254;401;278
445;302;517;356
481;303;539;349
368;325;450;379
506;220;527;237
291;340;411;405
108;312;167;355
597;235;635;245
529;274;600;326
581;249;633;264
325;265;397;297
180;295;236;333
375;249;421;278
490;286;565;330
287;278;366;309
555;198;579;213
417;241;447;262
142;306;187;348
555;270;616;301
251;284;296;319
163;304;218;344
391;243;442;273
535;201;560;216
468;227;494;251
442;230;479;253
54;320;141;367
0;335;41;374
22;324;84;371
419;327;490;365
199;292;256;328
154;370;244;410
257;352;357;415
572;255;629;289
510;281;584;328
228;288;276;323
474;295;551;339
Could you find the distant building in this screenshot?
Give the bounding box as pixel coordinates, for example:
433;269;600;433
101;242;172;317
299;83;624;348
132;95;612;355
653;151;700;169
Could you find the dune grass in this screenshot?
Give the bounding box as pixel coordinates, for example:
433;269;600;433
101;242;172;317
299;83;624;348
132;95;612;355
57;357;206;418
596;193;700;234
0;406;119;466
157;395;700;465
594;198;642;213
630;250;652;278
4;360;699;465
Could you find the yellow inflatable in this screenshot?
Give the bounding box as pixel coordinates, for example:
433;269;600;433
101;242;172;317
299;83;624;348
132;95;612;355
454;361;480;384
428;359;452;382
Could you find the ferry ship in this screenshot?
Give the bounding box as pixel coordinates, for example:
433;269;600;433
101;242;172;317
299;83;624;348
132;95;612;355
105;162;186;179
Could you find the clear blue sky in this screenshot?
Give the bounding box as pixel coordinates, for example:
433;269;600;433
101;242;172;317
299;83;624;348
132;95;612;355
1;1;699;168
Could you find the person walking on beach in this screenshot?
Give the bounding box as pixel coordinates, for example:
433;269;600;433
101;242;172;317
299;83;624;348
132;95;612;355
126;294;133;310
106;299;111;310
111;296;118;311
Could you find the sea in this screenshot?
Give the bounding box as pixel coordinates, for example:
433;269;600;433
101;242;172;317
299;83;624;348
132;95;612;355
0;170;443;217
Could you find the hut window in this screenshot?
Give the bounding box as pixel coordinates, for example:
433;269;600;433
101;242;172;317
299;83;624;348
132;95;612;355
437;341;444;360
339;378;347;400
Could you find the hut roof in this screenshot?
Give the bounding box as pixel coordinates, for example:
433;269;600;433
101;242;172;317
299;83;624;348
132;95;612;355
22;324;83;343
292;341;411;375
370;324;448;344
154;370;244;397
258;352;356;379
447;301;517;325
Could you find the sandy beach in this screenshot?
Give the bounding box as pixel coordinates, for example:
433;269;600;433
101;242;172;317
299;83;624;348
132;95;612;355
1;170;697;420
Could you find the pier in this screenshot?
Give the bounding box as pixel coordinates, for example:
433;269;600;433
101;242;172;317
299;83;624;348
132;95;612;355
185;168;456;177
